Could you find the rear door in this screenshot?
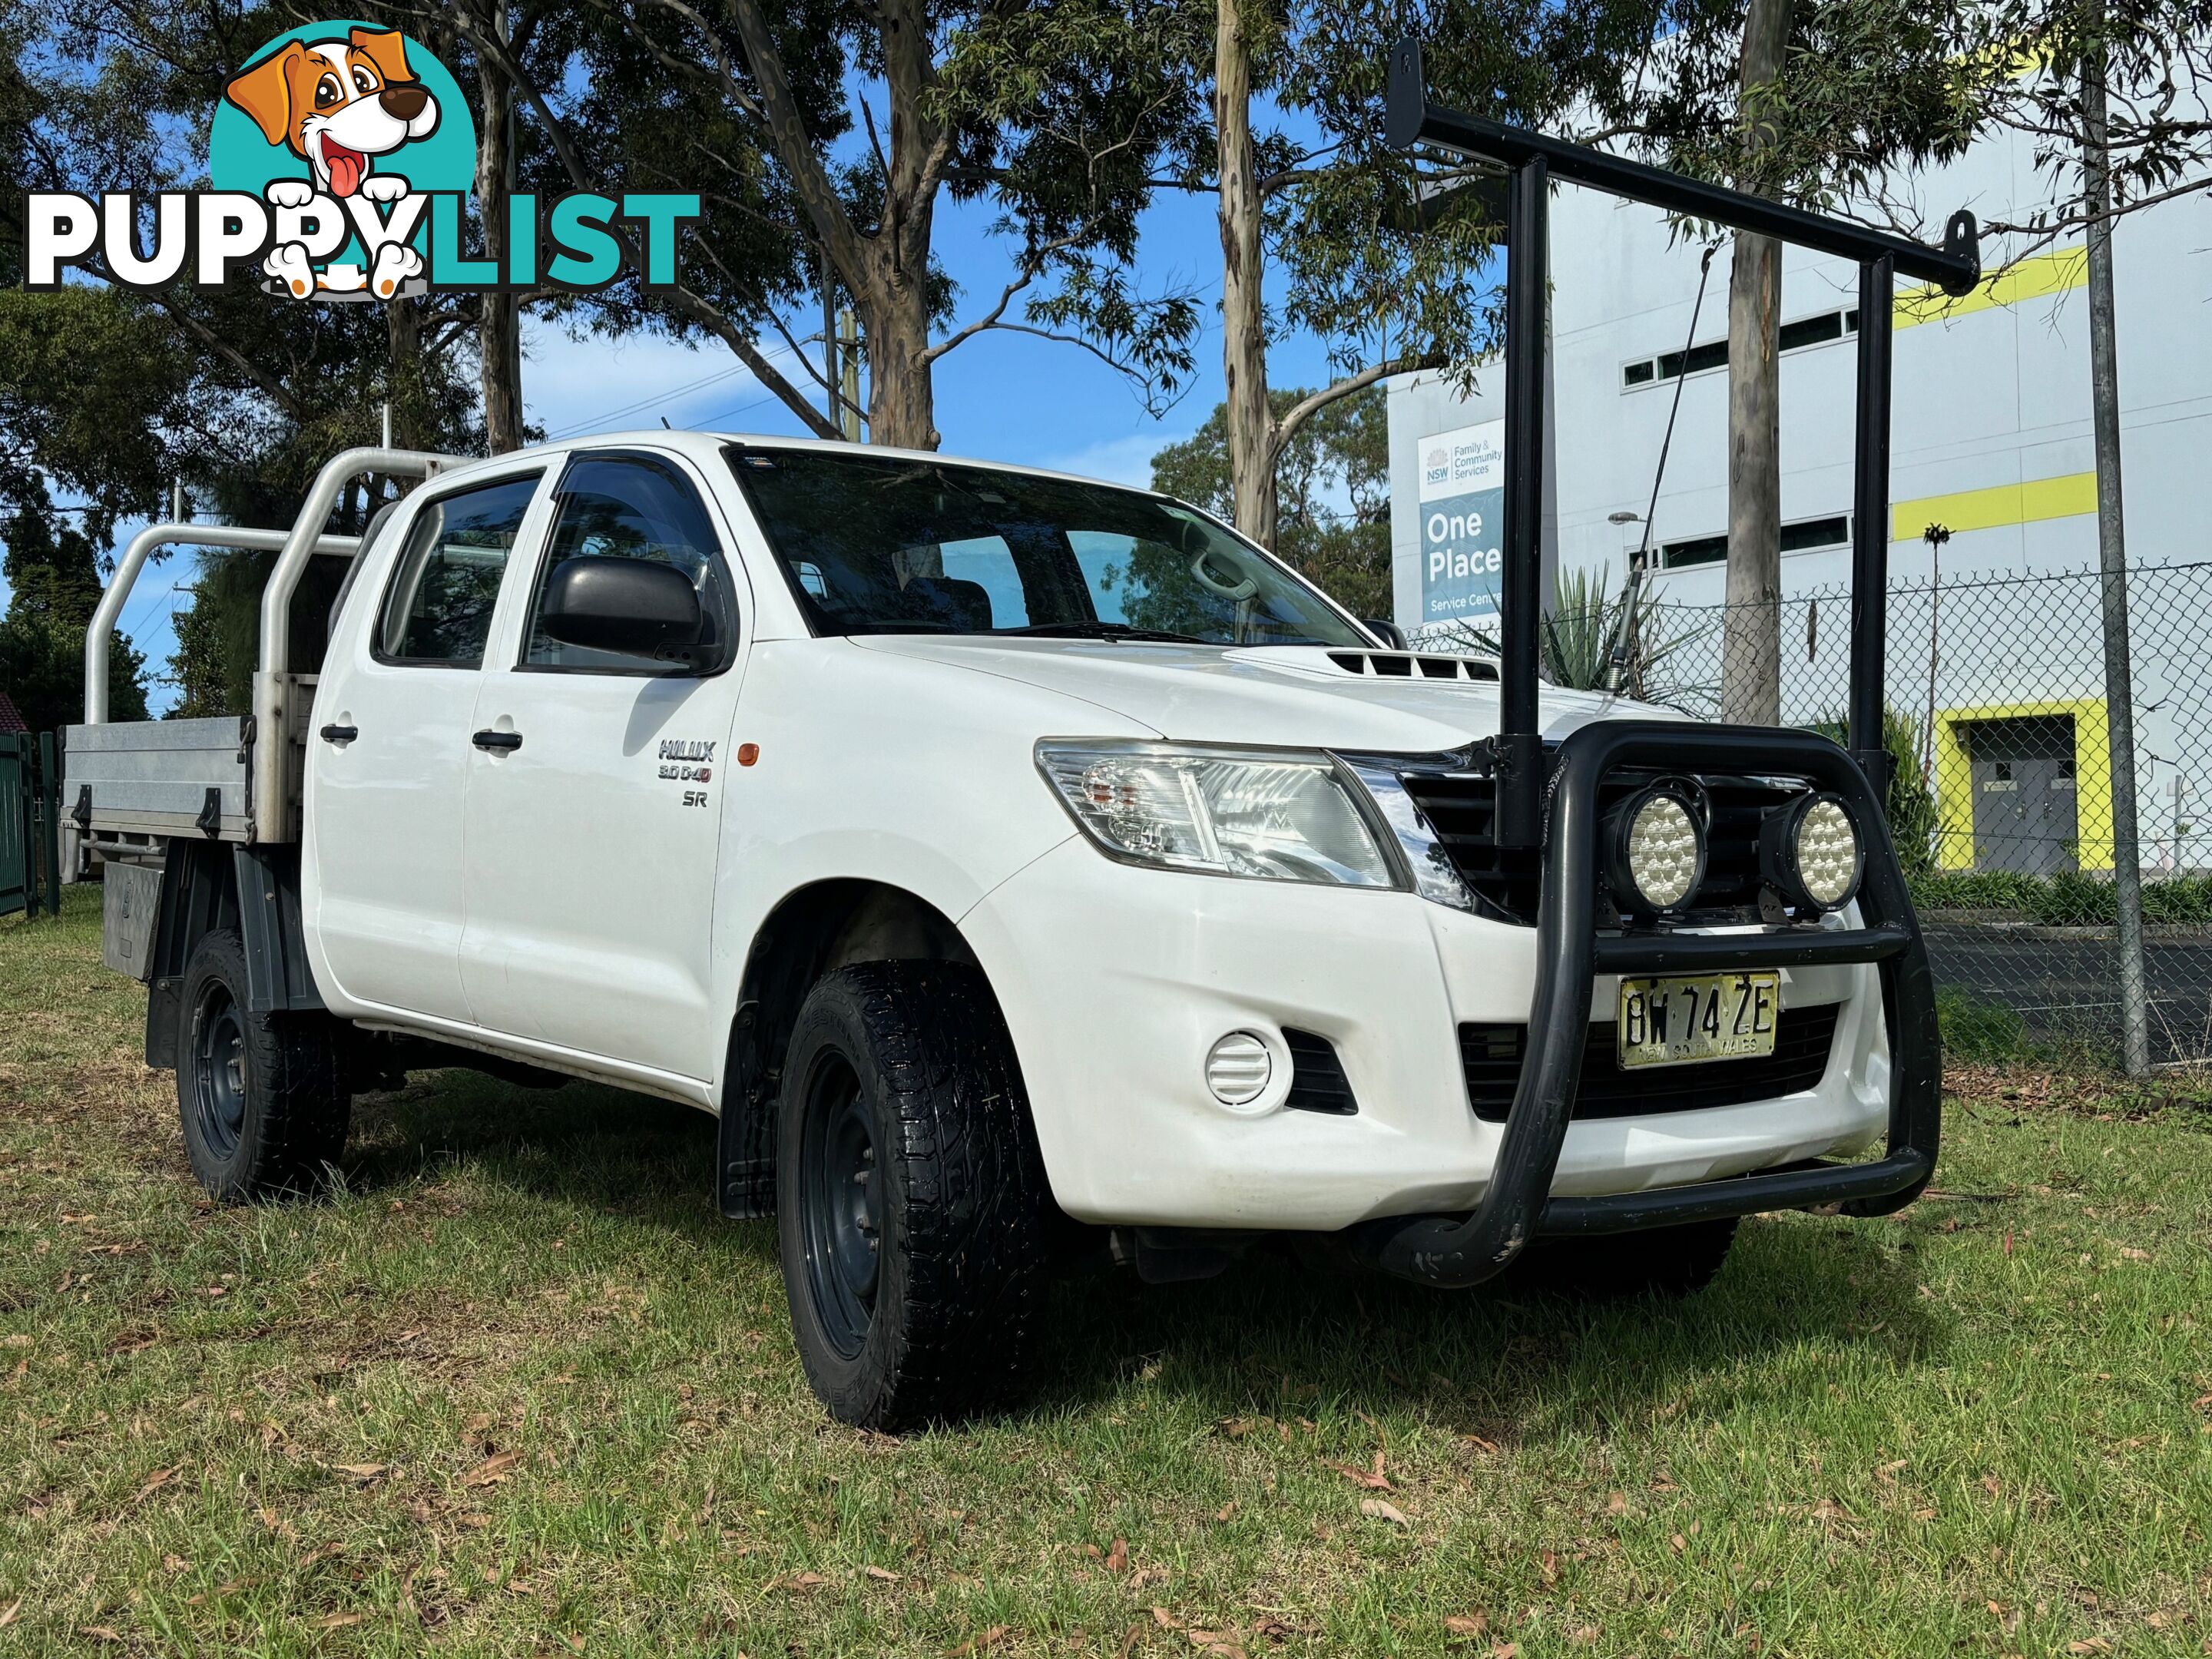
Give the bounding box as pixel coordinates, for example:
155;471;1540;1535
306;467;550;1021
457;450;749;1081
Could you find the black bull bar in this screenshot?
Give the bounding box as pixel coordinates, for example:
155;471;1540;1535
1356;720;1942;1288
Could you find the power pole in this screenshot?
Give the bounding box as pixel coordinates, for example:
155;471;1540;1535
2083;0;2152;1076
838;309;863;443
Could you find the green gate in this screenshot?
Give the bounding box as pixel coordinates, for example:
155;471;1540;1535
1;732;61;920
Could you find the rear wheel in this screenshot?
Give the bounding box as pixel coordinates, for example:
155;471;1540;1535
1515;1217;1739;1299
176;929;350;1202
777;961;1055;1429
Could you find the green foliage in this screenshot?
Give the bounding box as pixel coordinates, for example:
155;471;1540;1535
1810;707;1939;879
1153;388;1391;618
1934;984;2031;1064
1911;869;2212;928
0;503;147;732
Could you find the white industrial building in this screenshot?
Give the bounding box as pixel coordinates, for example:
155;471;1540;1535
1387;119;2212;875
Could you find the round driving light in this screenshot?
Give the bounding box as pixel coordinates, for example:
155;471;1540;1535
1204;1031;1273;1108
1791;796;1862;909
1616;788;1706;912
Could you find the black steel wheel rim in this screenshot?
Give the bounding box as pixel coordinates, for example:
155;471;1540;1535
798;1052;880;1359
190;983;247;1160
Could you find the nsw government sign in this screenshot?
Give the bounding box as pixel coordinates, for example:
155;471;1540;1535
1418;419;1505;624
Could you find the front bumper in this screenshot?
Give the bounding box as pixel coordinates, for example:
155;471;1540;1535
960;804;1899;1234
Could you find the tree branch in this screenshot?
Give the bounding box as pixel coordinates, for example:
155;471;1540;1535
1272;359;1412;459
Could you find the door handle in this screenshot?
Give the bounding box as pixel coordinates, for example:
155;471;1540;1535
472;729;524;752
319;724;358;744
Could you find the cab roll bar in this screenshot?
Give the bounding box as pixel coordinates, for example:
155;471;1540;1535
84;525;359;724
1383;38;1982;840
250;447;453;836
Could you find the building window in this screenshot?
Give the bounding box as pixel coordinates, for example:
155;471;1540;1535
1661;534;1728;568
1657;515;1850;569
1780;515;1849;553
1621;306;1862;391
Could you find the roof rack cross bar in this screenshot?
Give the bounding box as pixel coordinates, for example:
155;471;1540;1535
1383;39;1981;296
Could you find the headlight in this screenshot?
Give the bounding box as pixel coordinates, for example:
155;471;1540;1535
1762;792;1863;911
1036;740;1398;888
1605;780;1707;912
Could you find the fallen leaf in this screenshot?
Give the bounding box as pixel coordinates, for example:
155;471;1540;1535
1218;1418;1254;1438
1104;1538;1129;1572
332;1463;386;1480
80;1628;122;1644
1154;1607;1183;1630
0;1599;19;1628
776;1572;829;1593
1215;1501;1237;1522
1671;1533;1688;1555
1;1335;30;1348
315;1611;366;1630
567;1638;586;1654
1606;1491;1628;1515
863;1565;900;1582
464;1450;525;1488
1327;1459;1391;1491
949;1625;1011;1656
134;1466;178;1502
1461;1433;1500;1455
2068;1641;2112;1655
1982;1474;2002;1498
1568;1628;1601;1646
1360;1498;1408;1525
1539;1550;1559;1584
1445;1613;1489;1638
1491;1644;1520;1658
2119;1247;2151;1261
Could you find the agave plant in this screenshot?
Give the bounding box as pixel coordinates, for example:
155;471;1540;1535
1423;569;1715;714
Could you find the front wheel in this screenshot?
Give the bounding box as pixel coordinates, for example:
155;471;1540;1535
176;929;351;1202
777;962;1055;1429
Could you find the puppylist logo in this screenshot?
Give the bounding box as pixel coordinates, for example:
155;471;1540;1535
23;20;697;301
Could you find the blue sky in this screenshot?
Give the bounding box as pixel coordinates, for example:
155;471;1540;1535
65;174;1356;715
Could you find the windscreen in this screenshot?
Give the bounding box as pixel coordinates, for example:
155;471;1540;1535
727;447;1367;647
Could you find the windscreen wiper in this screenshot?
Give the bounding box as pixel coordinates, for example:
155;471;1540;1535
992;621;1207;644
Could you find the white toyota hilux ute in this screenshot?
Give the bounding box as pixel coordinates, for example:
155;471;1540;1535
67;429;1941;1429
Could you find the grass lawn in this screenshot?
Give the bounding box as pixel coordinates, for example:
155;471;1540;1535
3;885;2210;1657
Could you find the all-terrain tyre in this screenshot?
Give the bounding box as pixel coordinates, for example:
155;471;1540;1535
777;961;1056;1429
176;929;351;1202
1515;1217;1739;1300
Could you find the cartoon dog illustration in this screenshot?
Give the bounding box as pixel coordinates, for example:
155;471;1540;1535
224;28;439;200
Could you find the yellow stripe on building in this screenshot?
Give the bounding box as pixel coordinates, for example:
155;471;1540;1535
1893;246;2087;329
1891;471;2097;541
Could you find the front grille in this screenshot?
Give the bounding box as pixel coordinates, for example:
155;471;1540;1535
1399;768;1805;925
1459;1001;1841;1123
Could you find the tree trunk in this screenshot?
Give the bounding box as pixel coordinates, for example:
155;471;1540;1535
1215;0;1274;548
2082;0;2151;1075
1720;0;1792;724
476;5;524;455
386;294;422;451
861;271;937;449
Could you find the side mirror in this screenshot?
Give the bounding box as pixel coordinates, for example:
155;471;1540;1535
538;558;704;661
1363;617;1409;649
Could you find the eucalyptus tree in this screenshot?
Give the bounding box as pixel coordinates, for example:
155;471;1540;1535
453;0;1210;449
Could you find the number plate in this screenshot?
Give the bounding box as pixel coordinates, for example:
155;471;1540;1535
1617;972;1780;1068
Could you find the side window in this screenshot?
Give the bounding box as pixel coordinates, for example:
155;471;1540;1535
376;475;541;665
525;458;738;671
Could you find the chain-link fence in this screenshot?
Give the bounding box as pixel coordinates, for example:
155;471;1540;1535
1644;561;2212;1068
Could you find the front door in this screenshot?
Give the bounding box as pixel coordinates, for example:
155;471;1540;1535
306;469;548;1021
1967;715;2078;875
458;452;748;1082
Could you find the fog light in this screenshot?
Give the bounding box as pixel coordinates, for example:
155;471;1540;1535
1609;784;1707;912
1763;792;1863;911
1204;1031;1273;1107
